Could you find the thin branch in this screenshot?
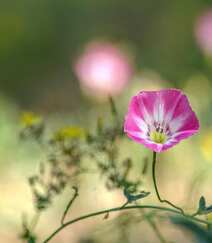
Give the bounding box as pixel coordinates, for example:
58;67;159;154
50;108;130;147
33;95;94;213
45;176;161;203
147;217;167;243
61;187;79;225
30;211;41;231
152;152;185;215
42;204;209;243
109;96;118;119
120;201;129;209
137;205;168;243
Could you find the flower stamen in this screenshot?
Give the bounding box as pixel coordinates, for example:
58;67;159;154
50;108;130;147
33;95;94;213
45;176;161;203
150;130;167;144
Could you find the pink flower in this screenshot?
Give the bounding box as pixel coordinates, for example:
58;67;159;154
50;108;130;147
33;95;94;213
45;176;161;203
74;41;133;99
124;89;199;153
195;9;212;55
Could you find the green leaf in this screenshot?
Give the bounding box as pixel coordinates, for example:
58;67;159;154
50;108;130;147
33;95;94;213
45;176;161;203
198;196;206;213
206;206;212;214
123;187;150;203
198;196;212;215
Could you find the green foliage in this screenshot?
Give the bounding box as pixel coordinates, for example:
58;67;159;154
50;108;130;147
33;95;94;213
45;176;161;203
194;196;212;216
123;186;150;204
19;216;37;243
171;216;212;243
199;196;206;213
19;101;148;242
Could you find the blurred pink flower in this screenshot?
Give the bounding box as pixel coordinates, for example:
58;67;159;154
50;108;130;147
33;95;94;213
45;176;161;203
74;42;133;99
124;89;199;153
195;9;212;55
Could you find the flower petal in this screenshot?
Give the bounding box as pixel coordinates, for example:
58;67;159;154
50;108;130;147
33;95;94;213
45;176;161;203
159;129;199;152
137;91;158;124
124;95;149;136
125;132;164;153
137;89;183;125
169;94;199;133
159;89;183;123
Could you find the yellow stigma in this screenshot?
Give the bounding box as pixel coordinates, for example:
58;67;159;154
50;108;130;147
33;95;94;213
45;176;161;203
150;131;167;144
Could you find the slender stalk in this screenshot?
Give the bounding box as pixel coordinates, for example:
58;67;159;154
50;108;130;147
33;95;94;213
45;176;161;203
30;211;41;231
148;217;167;243
120;201;129;209
42;204;208;243
191;212;199;217
152;152;185;215
61;187;79;225
109;96;118;119
138;207;167;243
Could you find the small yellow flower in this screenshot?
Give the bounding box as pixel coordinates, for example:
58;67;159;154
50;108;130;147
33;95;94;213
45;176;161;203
53;126;85;141
201;130;212;161
21;112;42;127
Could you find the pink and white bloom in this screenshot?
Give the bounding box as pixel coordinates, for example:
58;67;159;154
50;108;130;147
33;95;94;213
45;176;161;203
124;89;199;152
195;9;212;55
74;41;133;99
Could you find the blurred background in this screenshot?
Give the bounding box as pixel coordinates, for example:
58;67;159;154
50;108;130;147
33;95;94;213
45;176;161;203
1;0;212;242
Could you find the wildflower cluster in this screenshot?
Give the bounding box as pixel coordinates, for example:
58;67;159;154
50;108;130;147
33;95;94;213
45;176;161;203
19;98;146;242
18;90;212;243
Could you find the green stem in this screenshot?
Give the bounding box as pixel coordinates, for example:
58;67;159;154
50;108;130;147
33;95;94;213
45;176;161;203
148;217;167;243
138;207;167;243
109;96;118;119
152;152;185;215
191;212;199;217
61;187;79;225
42;204;208;243
30;211;41;231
